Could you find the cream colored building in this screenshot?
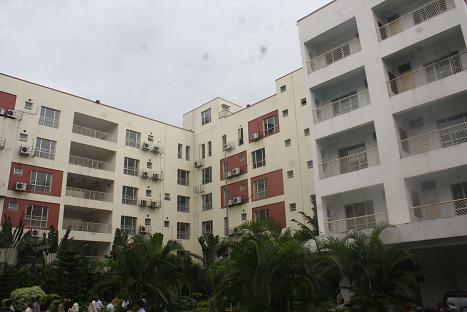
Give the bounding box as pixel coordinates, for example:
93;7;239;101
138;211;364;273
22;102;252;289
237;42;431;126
0;68;314;256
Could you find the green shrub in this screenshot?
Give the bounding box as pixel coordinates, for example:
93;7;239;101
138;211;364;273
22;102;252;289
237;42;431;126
10;286;46;311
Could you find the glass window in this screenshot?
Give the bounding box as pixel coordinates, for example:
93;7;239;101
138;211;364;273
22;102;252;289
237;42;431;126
177;195;190;212
145;189;152;197
222;135;227;147
145;218;151;226
165;193;171;200
186;146;190;161
147;134;154;142
124;157;139;176
30;171;53;193
147;161;152;169
252;148;266;169
264;115;278;136
201;143;206;159
125;129;141;148
24;100;33;110
177;169;190;186
282;109;288;117
19;133;28;142
122;186;138;205
207;141;212;157
287;170;294;178
39;107;60;128
25;205;48;228
178;143;183;159
8;201;18;211
301;98;307;105
307;160;313;169
254;209;269;222
241;212;247;221
285;139;291;147
238;127;244;146
202;166;212;184
253;178;267;200
280;85;286;93
121;216;137;235
202;193;212;211
202;220;213;235
201;108;211;125
35;137;56;160
289;203;297;211
177;222;190;239
13;167;23;175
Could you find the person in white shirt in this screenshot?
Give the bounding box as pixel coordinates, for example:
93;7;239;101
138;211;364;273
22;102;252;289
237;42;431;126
132;300;146;312
105;298;115;312
25;303;33;312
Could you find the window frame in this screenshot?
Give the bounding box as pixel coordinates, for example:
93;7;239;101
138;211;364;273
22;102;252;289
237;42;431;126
202;166;212;184
25;205;48;229
252;148;266;169
30;170;53;193
201;108;212;125
39;106;61;128
35;137;56;160
123;157;139;176
254;209;269;222
121;216;137;235
202;220;213;235
125;129;141;148
177;222;190;240
253;178;267;200
177;169;190;186
122;186;138;205
177;195;190;213
202;193;213;211
263;115;278;136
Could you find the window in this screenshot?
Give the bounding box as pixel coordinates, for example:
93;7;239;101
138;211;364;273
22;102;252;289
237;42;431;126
177;143;183;159
25;205;48;228
177;222;190;240
254;209;269;222
121;216;137;235
125;129;141;148
177;195;190;212
252;148;266;169
301;98;307;105
19;133;28;142
241;212;247;221
285;139;291;147
201;144;206;159
145;189;152;197
289;203;297;211
24;100;33;110
239;154;246;162
240;183;247;192
201;108;211;125
186;146;190;161
222;135;227;147
145;218;151;226
35;137;56;160
307;160;313;169
238;127;244;146
30;171;53;193
124;157;139;176
122;186;138;205
147;161;152;169
282;109;288;117
202;167;212;184
13;167;23;175
304;128;310;136
39;107;60;128
202;193;212;211
177;169;189;186
147;134;154;142
287;170;294;178
164;193;171;200
202;220;213;235
280;85;287;93
8;201;18;211
207;141;212;157
253;178;267;200
263;115;278;136
164;220;170;227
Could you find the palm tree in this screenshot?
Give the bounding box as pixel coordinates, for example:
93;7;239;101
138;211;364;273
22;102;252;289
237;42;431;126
198;234;226;268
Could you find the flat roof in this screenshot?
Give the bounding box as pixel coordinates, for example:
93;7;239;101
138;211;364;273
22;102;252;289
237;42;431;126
297;0;337;23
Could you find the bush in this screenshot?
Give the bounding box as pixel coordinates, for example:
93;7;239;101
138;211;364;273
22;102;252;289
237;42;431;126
10;286;46;311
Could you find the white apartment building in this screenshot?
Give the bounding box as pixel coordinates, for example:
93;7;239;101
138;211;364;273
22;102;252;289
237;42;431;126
0;68;314;257
298;0;467;307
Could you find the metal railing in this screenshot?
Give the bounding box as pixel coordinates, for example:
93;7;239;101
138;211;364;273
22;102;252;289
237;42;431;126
69;155;114;171
313;89;370;123
307;37;361;73
72;124;116;142
319;148;380;179
387;52;467;96
65;187;113;202
378;0;454;40
409;198;467;222
63;219;112;233
399;122;467;157
325;212;388;234
39;116;59;128
122;195;138;206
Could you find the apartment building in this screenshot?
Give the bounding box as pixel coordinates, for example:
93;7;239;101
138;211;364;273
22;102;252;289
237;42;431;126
298;0;467;307
0;68;314;257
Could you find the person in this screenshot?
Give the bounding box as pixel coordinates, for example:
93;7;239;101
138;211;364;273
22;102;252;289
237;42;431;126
57;300;65;312
95;299;103;312
132;300;145;312
105;299;115;312
33;298;41;312
25;303;33;312
87;298;98;312
68;303;79;312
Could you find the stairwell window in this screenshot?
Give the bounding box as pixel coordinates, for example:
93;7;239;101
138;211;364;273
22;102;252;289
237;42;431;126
177;195;190;213
30;171;52;193
238;127;244;146
39;106;60;128
121;216;137;235
177;143;183;159
202;193;212;211
208;141;212;157
25;205;48;228
201;108;211;125
202;166;212;184
125;129;141;148
35;137;56;160
186;146;190;161
122;186;138;205
202;220;213;235
124;157;139;176
252;148;266;169
177;169;190;186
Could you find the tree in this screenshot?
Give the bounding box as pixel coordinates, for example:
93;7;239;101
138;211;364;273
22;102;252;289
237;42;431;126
292;210;319;242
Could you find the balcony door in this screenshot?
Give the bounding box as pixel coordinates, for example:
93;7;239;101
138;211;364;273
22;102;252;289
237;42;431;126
338;143;367;174
345;201;374;231
398;63;414;92
451;182;467;216
408;118;427;154
420;180;440;219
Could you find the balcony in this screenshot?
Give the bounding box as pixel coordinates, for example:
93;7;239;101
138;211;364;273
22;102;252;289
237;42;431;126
326;213;389;235
63;219;111;234
319;148;380;179
66;187;112;202
69;155;114;171
307;38;361;73
66;173;113;203
409;198;466;221
375;0;455;41
313;89;370;123
72;112;117;143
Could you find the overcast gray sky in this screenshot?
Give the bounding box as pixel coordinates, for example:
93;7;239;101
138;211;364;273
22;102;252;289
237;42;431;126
0;0;330;126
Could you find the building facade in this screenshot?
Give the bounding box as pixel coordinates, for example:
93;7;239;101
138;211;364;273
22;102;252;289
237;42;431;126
0;68;314;257
298;0;467;307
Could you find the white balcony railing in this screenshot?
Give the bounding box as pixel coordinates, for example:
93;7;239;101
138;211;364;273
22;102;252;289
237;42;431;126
325;212;388;234
65;187;113;202
72;124;116;143
313;89;370;123
387;52;467;96
409;198;467;222
399;121;467;157
307;37;361;73
319;148;380;179
69;155;114;171
63;219;112;233
378;0;454;40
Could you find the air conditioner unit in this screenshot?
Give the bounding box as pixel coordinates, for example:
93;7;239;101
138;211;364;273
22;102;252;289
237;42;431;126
6;109;15;118
250;132;260;141
139;225;147;234
15;182;28;192
226;171;233;179
233;196;242;205
231;168;241;176
141;171;150;179
140;199;148;207
223;143;232;151
149;201;159;209
151;145;160;154
152;173;160;181
227;199;234;207
31;229;42;238
194;160;203;168
19;145;33;156
142;142;151;150
0;108;5;116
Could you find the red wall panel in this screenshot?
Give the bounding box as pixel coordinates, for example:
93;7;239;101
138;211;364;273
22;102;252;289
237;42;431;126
252;201;286;228
248;110;280;142
220;151;248;180
8;163;63;197
250;169;284;201
2;197;60;230
0;91;17;110
220;179;249;208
